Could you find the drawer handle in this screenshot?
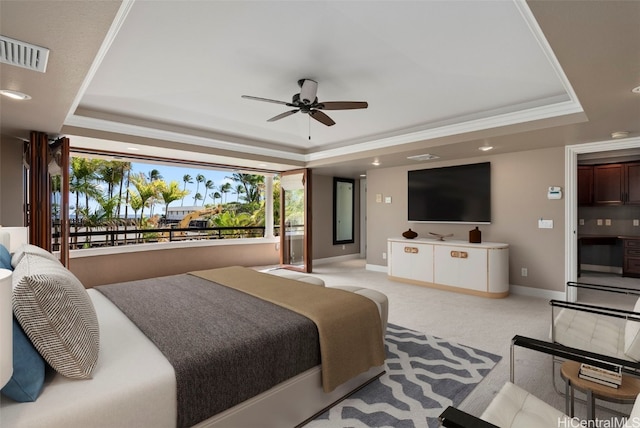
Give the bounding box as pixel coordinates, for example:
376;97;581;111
450;251;468;258
404;247;418;254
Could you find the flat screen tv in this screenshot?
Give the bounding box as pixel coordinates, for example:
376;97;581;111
408;162;491;223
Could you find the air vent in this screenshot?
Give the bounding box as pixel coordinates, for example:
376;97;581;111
0;35;49;73
407;154;440;161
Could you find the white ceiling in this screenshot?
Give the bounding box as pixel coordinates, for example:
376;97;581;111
1;1;639;177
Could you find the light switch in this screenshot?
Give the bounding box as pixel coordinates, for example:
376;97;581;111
597;219;603;226
376;194;382;203
605;219;611;226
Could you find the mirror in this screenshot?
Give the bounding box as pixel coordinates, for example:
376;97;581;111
333;177;354;245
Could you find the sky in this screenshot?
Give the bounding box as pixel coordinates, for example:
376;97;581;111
131;161;242;208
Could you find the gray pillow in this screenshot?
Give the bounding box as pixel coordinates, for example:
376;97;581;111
12;253;99;379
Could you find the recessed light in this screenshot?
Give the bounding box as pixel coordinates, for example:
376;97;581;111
611;131;629;139
360;174;366;178
632;86;640;94
127;147;140;151
0;89;31;100
478;145;493;152
372;160;380;166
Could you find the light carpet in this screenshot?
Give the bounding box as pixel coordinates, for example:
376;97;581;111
305;323;501;428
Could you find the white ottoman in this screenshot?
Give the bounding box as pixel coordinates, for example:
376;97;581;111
265;271;327;287
331;285;389;338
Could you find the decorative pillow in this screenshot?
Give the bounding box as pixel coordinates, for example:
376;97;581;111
624;297;640;361
1;318;46;402
10;244;60;269
12;253;99;379
0;244;11;270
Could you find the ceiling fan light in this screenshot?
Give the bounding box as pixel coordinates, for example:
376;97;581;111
299;79;318;104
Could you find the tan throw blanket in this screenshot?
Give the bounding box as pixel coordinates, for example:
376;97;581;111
190;266;385;392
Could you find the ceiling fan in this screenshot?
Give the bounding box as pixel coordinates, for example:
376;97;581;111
241;79;368;126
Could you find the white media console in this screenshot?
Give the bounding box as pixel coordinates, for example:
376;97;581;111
387;237;509;298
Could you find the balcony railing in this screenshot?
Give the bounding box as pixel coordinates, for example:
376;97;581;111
52;225;282;251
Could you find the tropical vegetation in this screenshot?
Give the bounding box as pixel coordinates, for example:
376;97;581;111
54;156;280;248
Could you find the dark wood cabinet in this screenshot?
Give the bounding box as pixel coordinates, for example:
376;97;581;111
580;162;640;206
627;163;640;205
578;166;593;206
624;239;640;278
593;164;624;205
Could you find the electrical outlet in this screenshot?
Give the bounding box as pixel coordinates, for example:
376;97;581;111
342;245;345;250
579;219;585;226
597;219;603;226
605;219;612;226
634;219;639;227
382;252;387;260
521;268;528;277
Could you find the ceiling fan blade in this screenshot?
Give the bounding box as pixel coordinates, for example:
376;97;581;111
318;101;368;110
267;109;299;122
310;110;335;126
242;95;290;106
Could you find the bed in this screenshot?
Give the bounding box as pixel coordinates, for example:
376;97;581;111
0;228;386;428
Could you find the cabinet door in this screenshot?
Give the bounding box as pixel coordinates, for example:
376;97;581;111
626;163;640;205
389;241;433;282
577;166;593;206
593;164;624;205
433;246;487;291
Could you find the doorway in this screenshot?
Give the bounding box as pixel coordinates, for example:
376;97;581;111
565;137;640;303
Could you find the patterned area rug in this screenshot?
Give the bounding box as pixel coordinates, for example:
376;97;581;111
305;323;501;428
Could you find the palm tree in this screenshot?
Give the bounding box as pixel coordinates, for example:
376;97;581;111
181;174;193;206
158;180;189;219
220;182;232;203
232;184;244;203
193;192;203;206
204;180;215;206
228;173;264;204
113;161;131;219
147;169;163;181
129;173;158;222
193;174;205;204
210;191;221;205
70;157;101;233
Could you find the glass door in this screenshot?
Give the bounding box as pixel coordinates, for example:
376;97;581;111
280;169;311;272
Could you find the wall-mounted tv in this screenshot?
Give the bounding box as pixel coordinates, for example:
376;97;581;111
408;162;491;223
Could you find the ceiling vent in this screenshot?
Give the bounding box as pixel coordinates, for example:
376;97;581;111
407;154;440;161
0;35;49;73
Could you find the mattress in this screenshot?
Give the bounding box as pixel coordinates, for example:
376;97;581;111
0;290;177;428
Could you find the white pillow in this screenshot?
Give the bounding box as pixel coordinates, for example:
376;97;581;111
12;253;99;379
10;243;60;268
623;297;640;361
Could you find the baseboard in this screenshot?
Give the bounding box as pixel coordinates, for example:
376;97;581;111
509;284;565;301
365;264;388;273
313;253;362;266
581;264;623;275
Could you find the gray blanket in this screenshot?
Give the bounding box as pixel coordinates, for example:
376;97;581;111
95;274;320;428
